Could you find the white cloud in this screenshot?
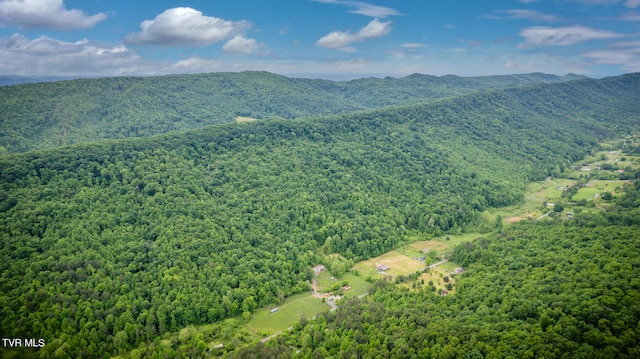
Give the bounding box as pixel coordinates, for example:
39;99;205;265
0;0;106;30
400;43;425;48
123;7;251;47
577;0;640;6
627;0;640;7
222;36;264;54
620;11;640;19
312;0;401;18
170;57;223;72
584;40;640;71
485;9;564;22
0;33;155;76
316;18;392;49
518;26;624;47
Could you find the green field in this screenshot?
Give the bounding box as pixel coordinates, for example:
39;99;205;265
247;293;328;336
354;250;426;278
572;187;601;201
336;272;372;298
482;178;576;224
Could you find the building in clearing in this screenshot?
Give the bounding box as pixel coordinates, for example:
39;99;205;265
377;265;390;271
313;264;326;274
451;267;464;275
270;308;279;313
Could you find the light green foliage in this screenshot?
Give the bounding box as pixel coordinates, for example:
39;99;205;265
233;188;640;357
0;73;638;358
0;71;592;154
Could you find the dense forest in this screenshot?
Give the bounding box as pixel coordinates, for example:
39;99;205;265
0;71;585;154
233;181;640;358
0;72;638;358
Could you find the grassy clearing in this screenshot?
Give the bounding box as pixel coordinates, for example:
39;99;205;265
588;180;630;192
235;116;258;123
483;178;576;224
316;270;338;290
572;187;600;201
356;250;425;277
338;272;372;298
316;271;373;297
247;293;327;336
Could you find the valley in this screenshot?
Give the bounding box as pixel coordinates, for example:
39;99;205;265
0;72;639;358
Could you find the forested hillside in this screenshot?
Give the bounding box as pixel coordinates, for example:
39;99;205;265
234;181;640;358
0;73;638;358
0;71;584;154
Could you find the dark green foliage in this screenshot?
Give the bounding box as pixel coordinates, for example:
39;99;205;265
0;71;587;154
0;73;638;358
242;207;640;358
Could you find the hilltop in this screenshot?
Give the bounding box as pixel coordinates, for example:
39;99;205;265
0;71;586;154
0;73;638;357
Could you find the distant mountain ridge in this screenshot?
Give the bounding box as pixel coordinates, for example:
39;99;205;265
0;71;637;359
0;71;586;154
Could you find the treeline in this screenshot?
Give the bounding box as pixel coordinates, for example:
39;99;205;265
0;71;585;154
0;73;638;357
232;182;640;358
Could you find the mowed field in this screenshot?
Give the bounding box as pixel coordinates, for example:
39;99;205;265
353;250;426;278
316;271;371;298
247;293;328;336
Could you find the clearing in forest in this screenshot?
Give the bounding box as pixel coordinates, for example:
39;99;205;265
236;116;258;123
247;293;327;336
355;250;425;277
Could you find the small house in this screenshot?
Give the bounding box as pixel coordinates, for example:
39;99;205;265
377;264;390;271
313;264;326;274
270;308;279;313
451;267;464;275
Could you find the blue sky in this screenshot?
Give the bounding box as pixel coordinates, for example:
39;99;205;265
0;0;639;79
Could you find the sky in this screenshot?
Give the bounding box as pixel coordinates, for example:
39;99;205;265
0;0;639;79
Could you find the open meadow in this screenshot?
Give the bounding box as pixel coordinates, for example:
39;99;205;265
247;293;328;336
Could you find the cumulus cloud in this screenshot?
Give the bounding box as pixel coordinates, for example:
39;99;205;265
316;18;392;50
485;9;564;22
312;0;401;18
222;36;264;54
0;33;156;76
517;25;624;47
0;0;106;30
123;7;251;47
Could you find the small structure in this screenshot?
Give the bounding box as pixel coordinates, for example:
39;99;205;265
566;212;574;218
451;267;464;275
416;256;426;262
313;264;326;274
377;264;390;272
270;308;279;313
422;248;430;253
213;344;224;349
342;285;351;291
